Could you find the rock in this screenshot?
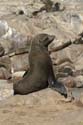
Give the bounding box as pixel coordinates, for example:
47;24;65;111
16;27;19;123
0;39;13;54
16;9;25;15
79;93;83;104
0;80;13;101
0;67;11;80
58;76;76;88
74;76;83;88
0;20;9;37
10;53;29;72
70;14;83;33
70;87;83;100
0;44;5;56
0;89;13;101
0;56;11;72
1;88;65;106
12;71;25;81
72;89;83;107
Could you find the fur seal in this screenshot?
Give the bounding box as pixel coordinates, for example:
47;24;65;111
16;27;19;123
13;34;67;97
23;33;54;77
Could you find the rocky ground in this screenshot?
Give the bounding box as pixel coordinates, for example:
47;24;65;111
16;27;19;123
0;0;83;125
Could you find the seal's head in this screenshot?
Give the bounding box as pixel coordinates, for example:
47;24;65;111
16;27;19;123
33;33;55;48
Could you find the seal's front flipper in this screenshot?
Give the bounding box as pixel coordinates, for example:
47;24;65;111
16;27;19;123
48;78;67;98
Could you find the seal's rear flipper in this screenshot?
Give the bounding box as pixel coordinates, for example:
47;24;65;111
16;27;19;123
48;79;67;98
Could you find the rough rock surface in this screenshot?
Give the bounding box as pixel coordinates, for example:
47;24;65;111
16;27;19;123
0;88;83;125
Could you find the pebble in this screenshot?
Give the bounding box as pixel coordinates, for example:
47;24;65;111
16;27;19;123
0;80;13;101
